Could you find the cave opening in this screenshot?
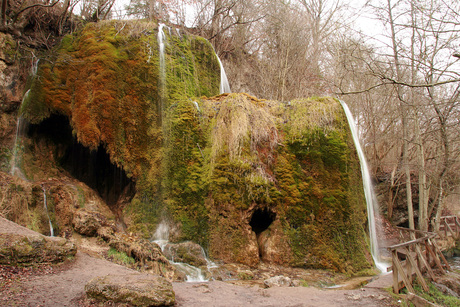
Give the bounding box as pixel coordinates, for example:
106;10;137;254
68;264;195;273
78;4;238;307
28;114;134;209
250;207;276;235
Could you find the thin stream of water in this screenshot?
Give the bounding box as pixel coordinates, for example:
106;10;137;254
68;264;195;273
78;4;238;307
340;100;389;273
216;53;231;94
41;186;54;237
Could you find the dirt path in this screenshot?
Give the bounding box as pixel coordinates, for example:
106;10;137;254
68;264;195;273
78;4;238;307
173;280;395;307
1;217;397;306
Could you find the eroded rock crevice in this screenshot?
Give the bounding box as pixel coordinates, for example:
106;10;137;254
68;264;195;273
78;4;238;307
250;207;276;259
28;114;134;211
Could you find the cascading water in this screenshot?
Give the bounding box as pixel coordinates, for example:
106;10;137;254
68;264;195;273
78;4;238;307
157;23;167;95
191;100;200;112
10;91;30;180
31;58;39;76
158;23;229;96
41;186;54;237
153;221;210;282
340;100;389;273
216;54;231;94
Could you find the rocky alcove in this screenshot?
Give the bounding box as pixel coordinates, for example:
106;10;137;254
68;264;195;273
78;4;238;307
28;114;134;208
249;207;276;259
250;207;276;235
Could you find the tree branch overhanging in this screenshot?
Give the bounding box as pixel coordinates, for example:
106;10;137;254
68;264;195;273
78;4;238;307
336;77;460;95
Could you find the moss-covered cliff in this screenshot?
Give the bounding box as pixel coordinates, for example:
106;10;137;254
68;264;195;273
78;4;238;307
161;94;372;272
22;20;372;273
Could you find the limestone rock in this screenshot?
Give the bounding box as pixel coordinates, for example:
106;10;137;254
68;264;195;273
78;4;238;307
73;208;107;236
163;241;207;267
108;236;178;281
0;33;22;111
258;220;293;264
0;233;76;265
97;226;116;241
85;273;175;306
263;275;293;288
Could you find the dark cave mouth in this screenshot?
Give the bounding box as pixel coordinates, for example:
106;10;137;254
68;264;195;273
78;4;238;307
28;114;134;207
249;207;276;235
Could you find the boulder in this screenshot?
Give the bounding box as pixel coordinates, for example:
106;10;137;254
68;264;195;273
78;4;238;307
85;273;175;306
163;241;207;267
73;208;107;236
97;226;116;241
263;275;293;288
108;235;178;281
0;233;76;265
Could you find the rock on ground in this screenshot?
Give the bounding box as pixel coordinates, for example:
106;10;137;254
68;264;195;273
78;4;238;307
73;208;108;236
263;275;293;288
0;226;76;265
85;273;175;306
163;241;207;267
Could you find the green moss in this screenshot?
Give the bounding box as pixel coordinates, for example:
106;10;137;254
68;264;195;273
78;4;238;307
107;247;135;266
21;20;372;273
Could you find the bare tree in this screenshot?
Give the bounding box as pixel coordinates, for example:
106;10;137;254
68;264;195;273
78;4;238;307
335;0;460;230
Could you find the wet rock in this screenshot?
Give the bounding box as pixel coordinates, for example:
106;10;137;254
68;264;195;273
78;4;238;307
108;235;178;281
85;273;175;306
263;275;292;288
163;241;207;267
73;208;107;236
0;233;76;265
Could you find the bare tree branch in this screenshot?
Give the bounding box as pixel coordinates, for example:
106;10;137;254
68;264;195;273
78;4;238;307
13;0;61;23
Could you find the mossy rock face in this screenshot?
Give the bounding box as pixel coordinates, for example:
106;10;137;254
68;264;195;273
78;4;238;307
22;20;372;273
162;94;371;272
0;233;76;265
25;89;371;272
85;274;175;306
163;241;207;267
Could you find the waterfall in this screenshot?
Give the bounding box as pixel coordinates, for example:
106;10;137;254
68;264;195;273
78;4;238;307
10;91;30;180
32;58;39;76
191;100;200;112
157;23;167;95
339;101;388;273
216;54;231;94
153;221;209;282
154;220;170;251
41;186;54;237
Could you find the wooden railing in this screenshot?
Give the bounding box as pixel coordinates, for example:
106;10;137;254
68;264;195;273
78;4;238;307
387;227;452;294
439;216;460;240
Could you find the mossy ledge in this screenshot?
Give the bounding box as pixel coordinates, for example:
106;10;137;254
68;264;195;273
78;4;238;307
23;20;372;273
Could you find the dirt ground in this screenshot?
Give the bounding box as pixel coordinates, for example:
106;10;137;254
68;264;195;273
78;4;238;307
0;217;398;307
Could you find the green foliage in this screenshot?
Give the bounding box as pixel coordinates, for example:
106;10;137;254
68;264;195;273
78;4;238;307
107;247;135;266
409;280;460;307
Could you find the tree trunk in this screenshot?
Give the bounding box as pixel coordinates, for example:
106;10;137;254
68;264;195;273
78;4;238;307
415;115;429;231
1;0;7;26
149;0;156;20
387;0;415;233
